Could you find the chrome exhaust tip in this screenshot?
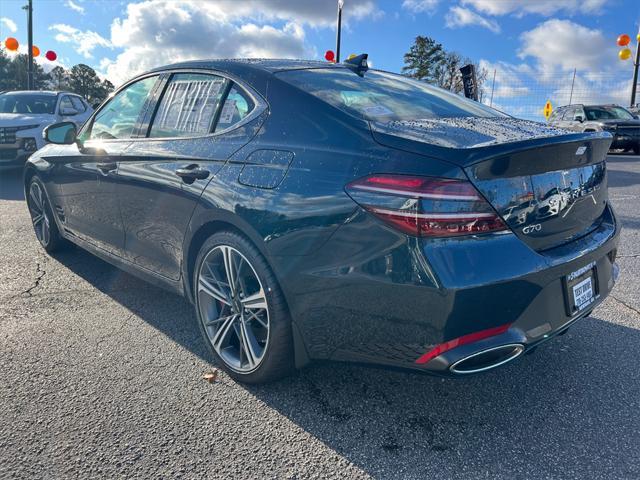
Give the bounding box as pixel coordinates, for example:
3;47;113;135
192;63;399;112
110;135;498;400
450;344;524;375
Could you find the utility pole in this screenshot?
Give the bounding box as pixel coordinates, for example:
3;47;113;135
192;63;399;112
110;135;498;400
336;0;344;63
631;31;640;107
22;0;34;90
569;68;576;105
489;69;496;107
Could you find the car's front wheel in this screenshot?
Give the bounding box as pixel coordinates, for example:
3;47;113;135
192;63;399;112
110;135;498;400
193;232;294;383
26;177;67;253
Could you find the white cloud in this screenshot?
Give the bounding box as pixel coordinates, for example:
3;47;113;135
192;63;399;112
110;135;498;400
461;0;607;17
65;0;85;15
445;6;500;33
189;0;379;27
49;24;112;59
104;1;312;85
1;17;18;33
518;19;616;72
402;0;440;13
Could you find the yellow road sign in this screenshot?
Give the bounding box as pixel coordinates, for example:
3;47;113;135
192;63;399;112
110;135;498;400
543;100;553;120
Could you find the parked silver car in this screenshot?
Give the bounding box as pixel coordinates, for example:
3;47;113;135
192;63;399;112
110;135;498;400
0;91;93;169
548;104;640;154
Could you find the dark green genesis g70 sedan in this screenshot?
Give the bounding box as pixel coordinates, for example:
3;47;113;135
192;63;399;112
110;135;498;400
24;57;620;383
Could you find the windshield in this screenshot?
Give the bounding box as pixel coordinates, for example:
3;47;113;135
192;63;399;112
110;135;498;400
0;93;57;114
277;68;505;122
584;105;634;121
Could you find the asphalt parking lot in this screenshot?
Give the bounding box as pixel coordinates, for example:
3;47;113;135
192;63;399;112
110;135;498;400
1;155;639;480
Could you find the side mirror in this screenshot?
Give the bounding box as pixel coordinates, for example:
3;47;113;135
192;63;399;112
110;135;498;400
44;122;77;145
574;114;584;122
60;107;79;116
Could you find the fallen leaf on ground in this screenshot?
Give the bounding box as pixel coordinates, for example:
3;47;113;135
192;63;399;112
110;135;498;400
202;370;219;383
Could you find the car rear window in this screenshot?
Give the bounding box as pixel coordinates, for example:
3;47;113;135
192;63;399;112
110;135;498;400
277;68;505;122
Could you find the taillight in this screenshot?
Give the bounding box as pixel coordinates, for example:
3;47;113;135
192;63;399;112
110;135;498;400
345;174;507;237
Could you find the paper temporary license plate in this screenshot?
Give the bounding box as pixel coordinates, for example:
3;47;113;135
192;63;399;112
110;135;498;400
572;276;594;311
565;261;597;314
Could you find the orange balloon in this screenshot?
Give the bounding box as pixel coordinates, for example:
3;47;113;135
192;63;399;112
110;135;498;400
32;45;40;57
5;37;19;51
617;34;630;46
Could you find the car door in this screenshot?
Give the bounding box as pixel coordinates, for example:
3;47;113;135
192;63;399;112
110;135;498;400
116;71;266;280
69;95;92;127
53;75;160;256
562;106;579;131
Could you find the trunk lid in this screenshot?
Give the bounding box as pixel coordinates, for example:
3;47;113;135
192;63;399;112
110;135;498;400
370;117;613;251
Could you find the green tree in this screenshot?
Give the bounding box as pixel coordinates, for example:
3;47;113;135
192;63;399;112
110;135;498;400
69;63;99;99
49;66;69;90
402;36;445;83
2;54;49;90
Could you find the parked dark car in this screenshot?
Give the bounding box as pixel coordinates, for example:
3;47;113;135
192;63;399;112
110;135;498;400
548;103;640;154
24;59;620;383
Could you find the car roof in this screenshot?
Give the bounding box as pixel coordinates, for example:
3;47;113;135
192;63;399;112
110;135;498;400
147;58;344;75
1;90;78;96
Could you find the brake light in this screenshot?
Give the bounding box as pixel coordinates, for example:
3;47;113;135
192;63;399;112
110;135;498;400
345;174;507;237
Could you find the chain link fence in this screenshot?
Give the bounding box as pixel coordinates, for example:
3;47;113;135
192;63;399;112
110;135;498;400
477;67;638;122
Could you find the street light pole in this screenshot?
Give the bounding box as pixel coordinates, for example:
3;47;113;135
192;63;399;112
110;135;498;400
336;0;344;63
25;0;34;90
631;31;640;107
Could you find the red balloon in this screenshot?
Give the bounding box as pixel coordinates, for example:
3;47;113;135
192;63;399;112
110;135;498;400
45;50;57;61
324;50;335;62
617;34;631;47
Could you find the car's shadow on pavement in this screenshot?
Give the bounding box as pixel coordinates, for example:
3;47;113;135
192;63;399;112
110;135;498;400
0;169;25;201
51;246;640;478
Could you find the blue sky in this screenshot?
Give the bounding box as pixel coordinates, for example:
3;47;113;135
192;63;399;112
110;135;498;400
1;0;639;119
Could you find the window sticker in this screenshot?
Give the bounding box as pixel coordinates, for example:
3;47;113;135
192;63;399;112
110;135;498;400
219;100;237;124
153;77;224;136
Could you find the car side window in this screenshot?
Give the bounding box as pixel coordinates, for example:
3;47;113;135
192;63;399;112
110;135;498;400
562;107;576;122
215;83;255;132
70;96;86;113
149;73;226;138
89;76;158;140
59;96;74;113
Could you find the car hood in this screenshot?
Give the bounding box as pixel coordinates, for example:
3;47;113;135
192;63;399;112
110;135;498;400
591;119;640;127
0;113;55;127
370;117;570;150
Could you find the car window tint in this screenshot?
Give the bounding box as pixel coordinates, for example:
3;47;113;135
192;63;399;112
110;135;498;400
70;96;86;112
90;76;158;140
150;73;226;138
278;68;505;121
215;84;255;132
59;96;74;112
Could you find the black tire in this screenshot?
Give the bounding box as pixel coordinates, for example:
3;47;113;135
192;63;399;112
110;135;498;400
26;177;68;253
193;231;294;383
633;146;640;155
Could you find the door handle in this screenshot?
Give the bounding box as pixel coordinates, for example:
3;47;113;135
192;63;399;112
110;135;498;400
96;162;117;173
175;164;210;183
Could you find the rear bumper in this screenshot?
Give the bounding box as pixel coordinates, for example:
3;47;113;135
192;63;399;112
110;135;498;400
278;203;620;375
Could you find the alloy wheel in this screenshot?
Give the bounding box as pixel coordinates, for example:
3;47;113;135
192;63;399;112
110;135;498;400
197;245;270;373
28;182;51;247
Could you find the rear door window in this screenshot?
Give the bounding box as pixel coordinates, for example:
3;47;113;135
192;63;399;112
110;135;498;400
215;84;255;132
150;73;227;138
